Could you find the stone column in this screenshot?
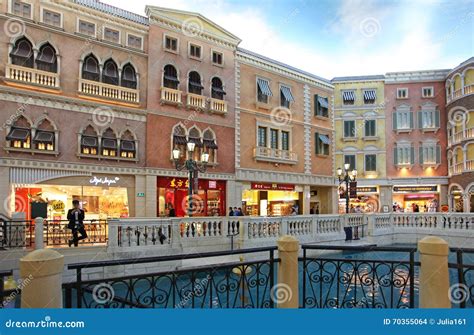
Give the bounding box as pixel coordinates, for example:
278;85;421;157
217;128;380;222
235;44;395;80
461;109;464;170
0;166;11;217
20;249;64;308
34;217;44;250
134;175;146;217
145;175;157;217
302;185;310;215
277;235;299;308
418;236;451;308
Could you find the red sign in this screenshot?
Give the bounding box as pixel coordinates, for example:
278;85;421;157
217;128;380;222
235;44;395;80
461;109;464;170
157;177;225;191
251;183;295;191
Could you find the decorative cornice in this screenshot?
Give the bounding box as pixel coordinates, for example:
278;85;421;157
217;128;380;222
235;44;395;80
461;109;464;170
385;69;450;83
235;61;241;168
236;168;336;186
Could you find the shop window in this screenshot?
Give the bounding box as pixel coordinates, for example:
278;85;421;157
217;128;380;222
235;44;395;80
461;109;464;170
80;125;98;155
270;129;279;149
82;54;100;82
282;131;289;151
203;129;218;163
211;77;225;100
10;37;34;68
172;125;187;159
188;71;203;95
36;43;57;73
315;132;330;156
102;59;119;86
6;116;31;149
343;120;356;138
121;63;137;89
344;154;356;170
258;126;267;147
364;120;376;137
101;128;117;157
163;64;179;90
365;154;377;172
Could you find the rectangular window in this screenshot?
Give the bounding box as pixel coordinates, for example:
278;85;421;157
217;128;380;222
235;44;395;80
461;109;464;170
281;131;289;151
258;127;267;147
270;129;278;149
257;78;272;104
13;0;31;18
393;110;413;130
315;133;330;156
212;51;223;65
42;9;61;27
420;144;441;165
104;27;120;43
394;145;414;165
280;85;294;109
342;91;355;105
127;34;142;49
365;154;377;172
165;36;178;52
363;90;376;104
78;20;95;36
419;108;440;129
422;87;434;98
189;44;201;59
343;120;356;138
397;88;408;99
364;120;376;137
344;155;356;170
314;95;329;117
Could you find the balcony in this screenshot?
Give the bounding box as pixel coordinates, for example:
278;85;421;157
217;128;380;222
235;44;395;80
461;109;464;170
209;98;227;115
5;64;59;89
254;146;298;165
448;127;474;146
447;84;474;103
79;79;139;104
186;93;206;111
160;87;182;106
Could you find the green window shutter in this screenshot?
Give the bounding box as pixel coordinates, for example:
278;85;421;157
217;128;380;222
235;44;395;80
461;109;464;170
436;144;441;164
394;147;398;165
315;132;319;154
392;113;398;130
418;111;423;129
344;121;349;137
409;112;414;129
419;146;424;165
435;109;440;128
314;94;319;116
410;146;415;164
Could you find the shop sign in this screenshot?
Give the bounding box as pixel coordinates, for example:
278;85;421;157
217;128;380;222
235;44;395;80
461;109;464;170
393;186;438;193
137;192;145;197
89;176;120;186
209;180;217;189
51;200;65;211
169;178;190;189
251;183;295;191
357;187;378;193
349;182;357;198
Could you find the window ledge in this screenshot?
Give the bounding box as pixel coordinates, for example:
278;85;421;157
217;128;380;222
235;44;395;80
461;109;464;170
77;153;138;162
362;136;379;141
188;56;202;62
422;163;440;169
395;129;412;134
395;163;413;170
362;172;378;177
342;137;358;142
256;101;271;110
421;127;439;133
4;147;59;156
164;48;179;55
315;154;330;158
212;62;224;68
314;115;330;121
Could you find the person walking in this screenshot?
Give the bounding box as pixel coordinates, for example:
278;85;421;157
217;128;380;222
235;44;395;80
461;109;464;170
237;207;244;216
168;203;176;217
229;207;234;216
67;200;88;247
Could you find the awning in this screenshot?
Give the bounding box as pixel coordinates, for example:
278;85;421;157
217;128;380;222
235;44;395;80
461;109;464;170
188;137;203;147
81;136;98;147
120;140;135;151
189;81;204;89
280;86;294;102
364;90;376;100
36;50;55;64
319;134;330;145
173;135;187;145
257;78;273;96
342;91;355;101
102;138;117;149
33;131;54;143
212;87;226;95
164;75;179;83
6;128;30;141
318;96;329;109
203;139;218;149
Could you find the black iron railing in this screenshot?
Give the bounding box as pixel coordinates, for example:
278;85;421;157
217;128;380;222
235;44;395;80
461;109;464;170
449;248;474;308
44;219;108;246
0;220;33;249
63;246;277;308
300;244;417;309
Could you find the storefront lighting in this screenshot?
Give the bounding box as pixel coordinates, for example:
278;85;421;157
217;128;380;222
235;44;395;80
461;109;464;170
344;163;350;171
352;169;357;178
172;148;181;160
337;167;343;176
201;152;209;163
187;142;196;153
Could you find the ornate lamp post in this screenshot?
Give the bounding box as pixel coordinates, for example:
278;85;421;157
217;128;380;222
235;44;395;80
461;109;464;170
337;163;357;214
172;142;209;216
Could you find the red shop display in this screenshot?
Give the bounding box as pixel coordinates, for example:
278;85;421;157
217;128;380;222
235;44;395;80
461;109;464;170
157;177;226;217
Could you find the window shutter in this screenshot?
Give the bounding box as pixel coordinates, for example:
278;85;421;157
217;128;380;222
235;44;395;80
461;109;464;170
314;94;319;116
436;144;441;164
435;109;440;128
315;133;319;154
393;147;398;165
392;112;398;130
410;146;415;164
409;112;414;129
344;121;348;137
418;111;423;129
419;146;424;165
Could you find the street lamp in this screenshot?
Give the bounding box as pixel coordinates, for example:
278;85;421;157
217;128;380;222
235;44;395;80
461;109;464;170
172;141;209;216
337;163;357;214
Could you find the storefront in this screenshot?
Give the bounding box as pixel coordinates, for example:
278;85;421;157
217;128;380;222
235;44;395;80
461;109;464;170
242;183;302;216
392;185;440;212
338;186;380;213
10;174;134;220
157;177;226;217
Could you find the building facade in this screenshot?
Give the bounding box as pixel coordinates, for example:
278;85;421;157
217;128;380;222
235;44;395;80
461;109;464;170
445;57;474;212
332;76;389;213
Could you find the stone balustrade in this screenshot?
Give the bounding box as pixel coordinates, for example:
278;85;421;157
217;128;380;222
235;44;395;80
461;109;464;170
79;78;139;104
6;64;60;89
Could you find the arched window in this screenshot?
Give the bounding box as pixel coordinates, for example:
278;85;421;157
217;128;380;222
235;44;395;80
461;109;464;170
101;128;117;157
211;77;225;100
172;125;187;159
36;43;57;73
102;59;119;86
121;63;137;89
81;125;98;155
10;37;34;68
34;119;55;151
163;65;179;89
203;129;218;163
120;130;136;159
188;127;202;161
82;55;100;82
188;71;203;95
6;116;31;149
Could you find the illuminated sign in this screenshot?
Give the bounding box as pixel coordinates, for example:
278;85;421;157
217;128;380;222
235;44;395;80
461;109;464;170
251;183;295;191
169;178;190;189
209;180;217;189
89;176;120;186
393;186;438;193
357;187;378;193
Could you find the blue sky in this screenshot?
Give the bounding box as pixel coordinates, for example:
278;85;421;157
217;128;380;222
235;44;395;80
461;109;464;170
105;0;474;79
